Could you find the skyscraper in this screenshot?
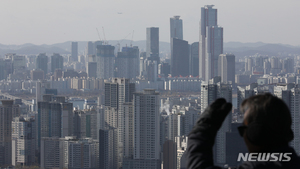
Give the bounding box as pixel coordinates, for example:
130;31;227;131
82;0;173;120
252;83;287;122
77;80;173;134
190;42;199;77
96;45;115;79
146;27;160;64
170;16;183;40
37;95;73;149
71;42;78;62
131;89;160;167
218;54;235;85
36;53;48;75
115;46;140;79
123;89;161;169
104;78;135;168
171;38;189;77
199;5;223;81
51;53;63;73
0;100;18;166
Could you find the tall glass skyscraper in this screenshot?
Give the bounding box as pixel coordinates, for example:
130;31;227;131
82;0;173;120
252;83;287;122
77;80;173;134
199;5;223;81
170;16;183;40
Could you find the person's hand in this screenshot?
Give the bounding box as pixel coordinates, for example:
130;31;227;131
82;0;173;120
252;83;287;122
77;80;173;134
190;98;232;136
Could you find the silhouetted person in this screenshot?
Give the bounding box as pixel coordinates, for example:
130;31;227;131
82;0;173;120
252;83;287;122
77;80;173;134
187;93;300;168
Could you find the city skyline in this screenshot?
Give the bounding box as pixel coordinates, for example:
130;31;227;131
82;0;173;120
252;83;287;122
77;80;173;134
0;0;300;46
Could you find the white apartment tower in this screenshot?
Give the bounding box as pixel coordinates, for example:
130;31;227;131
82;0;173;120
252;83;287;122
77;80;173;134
12;117;36;166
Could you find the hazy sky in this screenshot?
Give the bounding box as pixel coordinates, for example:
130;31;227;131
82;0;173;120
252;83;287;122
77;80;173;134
1;0;300;46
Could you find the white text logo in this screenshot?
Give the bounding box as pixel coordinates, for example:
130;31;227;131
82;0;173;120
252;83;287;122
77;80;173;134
237;153;292;162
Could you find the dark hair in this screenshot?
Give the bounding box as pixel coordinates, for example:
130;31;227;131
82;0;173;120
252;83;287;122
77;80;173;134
240;93;294;147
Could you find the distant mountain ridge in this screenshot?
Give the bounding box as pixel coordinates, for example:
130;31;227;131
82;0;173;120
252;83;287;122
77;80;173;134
0;41;299;57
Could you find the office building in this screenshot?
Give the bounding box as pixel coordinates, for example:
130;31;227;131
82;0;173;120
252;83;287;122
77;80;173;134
36;53;48;75
171;38;189;77
219;54;235;85
170;16;183;40
199;5;223;81
51;53;63;73
71;42;78;62
146;27;160;64
96;45;115;79
190;42;199;77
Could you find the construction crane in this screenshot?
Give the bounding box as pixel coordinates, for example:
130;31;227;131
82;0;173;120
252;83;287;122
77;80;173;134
102;27;107;44
130;30;134;47
115;32;132;52
96;28;101;41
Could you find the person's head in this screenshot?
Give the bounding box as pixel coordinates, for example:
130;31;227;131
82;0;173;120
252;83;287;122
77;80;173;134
238;93;294;152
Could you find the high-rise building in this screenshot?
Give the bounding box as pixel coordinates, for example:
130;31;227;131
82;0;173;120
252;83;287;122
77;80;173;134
71;42;78;62
36;53;48;75
104;78;135;168
99;129;118;169
0;59;6;80
87;62;97;78
61;137;99;169
190;42;199;77
163;140;177;169
12;117;36;166
37;95;73;149
0;100;19;166
30;69;44;80
51;53;63;73
96;45;115;79
273;84;300;155
40;137;60;169
123;89;161;169
144;60;158;82
171;38;189;77
146;27;160;64
201;81;232;166
170;16;183;40
132;89;160;165
115;46;140;79
218;54;235;85
73;109;98;140
199;5;223;81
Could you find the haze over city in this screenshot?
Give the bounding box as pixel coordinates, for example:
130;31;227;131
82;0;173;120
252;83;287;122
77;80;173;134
1;0;300;46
